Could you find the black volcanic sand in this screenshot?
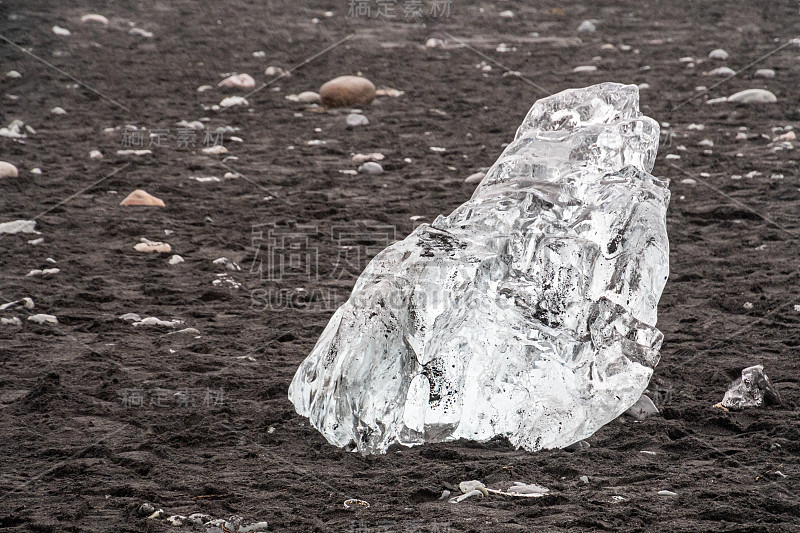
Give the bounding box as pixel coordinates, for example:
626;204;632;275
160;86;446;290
1;1;799;531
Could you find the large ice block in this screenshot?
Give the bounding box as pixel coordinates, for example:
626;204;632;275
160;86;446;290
289;83;670;453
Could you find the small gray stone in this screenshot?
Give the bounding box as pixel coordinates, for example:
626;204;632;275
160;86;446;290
464;171;486;184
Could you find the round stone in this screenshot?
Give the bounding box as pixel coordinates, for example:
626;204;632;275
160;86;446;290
319;76;376;108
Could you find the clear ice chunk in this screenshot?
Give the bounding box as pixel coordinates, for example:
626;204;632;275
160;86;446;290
289;83;671;453
720;365;782;410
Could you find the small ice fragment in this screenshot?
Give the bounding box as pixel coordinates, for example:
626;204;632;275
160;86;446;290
28;314;58;325
0;219;38;234
624;394;659;420
720;365;781;410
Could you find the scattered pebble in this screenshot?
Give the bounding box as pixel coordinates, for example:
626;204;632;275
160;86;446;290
773;131;796;142
50;106;67;115
0;297;34;311
26;268;60;277
743;301;754;310
52;26;71;36
430;146;446;152
129;28;153;38
202;145;228;155
352;153;384;163
134;241;172;253
358;162;384;174
133;316;183;327
658;490;678;497
218;73;256;89
6;70;21;79
1;317;22;326
191;176;221;182
319;75;376;107
665;154;681;160
754;68;775;78
640;450;657;456
252;51;266;58
265;66;289;77
464;171;486;184
697;139;714;147
296;91;321;104
120;189;165;207
426;38;445;48
681;178;697;185
213;257;241;271
579;476;590;484
168;255;184;265
708;49;729;60
81;14;109;24
346;113;369;127
119;313;142;322
727;89;777;104
376;88;403;97
577;20;596;32
498;10;514;18
0;161;19;178
117;149;152;156
706;67;735;77
89;149;103;159
573;65;598;73
219;96;249;108
28;314;58;325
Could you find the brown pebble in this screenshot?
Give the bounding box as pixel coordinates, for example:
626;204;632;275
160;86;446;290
319;76;376;108
120;189;165;207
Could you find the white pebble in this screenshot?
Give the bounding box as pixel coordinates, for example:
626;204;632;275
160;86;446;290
6;70;21;79
0;161;19;178
168;254;184;265
346;113;369;127
736;132;748;140
665;154;681;160
218;73;256;89
465;171;486;184
81;14;109;25
429;146;447;152
577;20;596;32
201;145;228;155
706;97;728;105
358;162;384;174
252;51;266;58
573;65;598;73
219;96;249;108
687;123;705;130
743;302;754;309
697;139;714;147
708;49;729;60
51;106;67;115
89;149;103;159
129;28;153;38
426;38;445;48
707;67;735;77
754;68;775;79
0;219;37;234
498;10;514;18
297;91;321;104
1;317;22;326
52;26;71;36
658;490;678;497
727;89;777;104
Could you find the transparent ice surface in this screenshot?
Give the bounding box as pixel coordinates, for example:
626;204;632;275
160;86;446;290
289;83;670;453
